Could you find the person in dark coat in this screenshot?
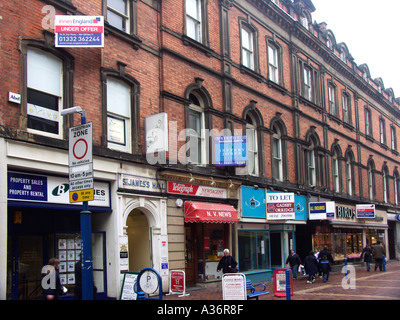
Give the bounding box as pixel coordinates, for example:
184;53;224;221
74;256;98;300
360;244;373;272
217;249;238;274
372;240;385;272
304;251;318;283
318;245;334;282
42;258;64;300
286;249;302;280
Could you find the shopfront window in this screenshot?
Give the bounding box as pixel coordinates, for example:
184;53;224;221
238;231;270;272
346;233;363;258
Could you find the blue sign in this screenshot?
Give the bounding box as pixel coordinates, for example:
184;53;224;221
215;136;248;166
267;191;307;221
241;186;266;218
8;172;47;202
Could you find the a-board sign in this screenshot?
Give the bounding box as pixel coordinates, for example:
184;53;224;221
273;268;293;297
222;273;247;300
167;270;190;297
119;272;138;300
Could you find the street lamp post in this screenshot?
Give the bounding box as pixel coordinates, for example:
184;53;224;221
61;106;93;300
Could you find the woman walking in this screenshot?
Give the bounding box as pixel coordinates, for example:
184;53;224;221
304;251;318;284
360;244;373;272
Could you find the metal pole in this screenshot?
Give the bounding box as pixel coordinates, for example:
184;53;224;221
344;258;348;279
285;269;291;300
382;254;386;272
80;111;93;300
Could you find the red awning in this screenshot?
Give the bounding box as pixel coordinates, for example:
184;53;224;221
184;201;239;223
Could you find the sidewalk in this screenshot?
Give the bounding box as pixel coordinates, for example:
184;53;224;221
163;260;400;300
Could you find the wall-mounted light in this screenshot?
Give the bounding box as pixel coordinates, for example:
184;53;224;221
210;177;216;187
228;179;234;189
189;173;195;183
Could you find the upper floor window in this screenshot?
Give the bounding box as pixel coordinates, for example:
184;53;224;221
246;113;259;176
106;0;131;33
107;77;132;152
379;118;386;145
187;93;206;165
241;26;254;70
383;166;389;203
268;44;279;83
394;171;400;205
345;150;355;196
328;84;337;116
303;67;312;101
365;108;372;137
27;48;63;138
332;148;340;193
391;125;397;151
271;124;283;181
367;160;375;200
186;0;202;42
342;92;351;124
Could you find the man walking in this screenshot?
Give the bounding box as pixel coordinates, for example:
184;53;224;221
372;240;385;271
286;249;302;280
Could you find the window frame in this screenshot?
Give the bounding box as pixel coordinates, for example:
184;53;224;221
246;113;259;176
271;126;283;181
391;125;397;151
187;99;207;165
104;0;137;36
328;83;338;117
365;107;372;137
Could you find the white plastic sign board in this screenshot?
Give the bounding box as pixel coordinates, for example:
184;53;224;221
356;204;375;218
222;273;247;300
120;272;138;300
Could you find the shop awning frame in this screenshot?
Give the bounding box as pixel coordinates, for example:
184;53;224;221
184;201;239;224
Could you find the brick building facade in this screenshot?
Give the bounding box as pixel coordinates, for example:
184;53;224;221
1;0;399;299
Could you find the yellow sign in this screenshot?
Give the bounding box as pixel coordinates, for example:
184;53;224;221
69;189;94;203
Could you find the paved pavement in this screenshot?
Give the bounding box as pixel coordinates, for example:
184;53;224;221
163;260;400;300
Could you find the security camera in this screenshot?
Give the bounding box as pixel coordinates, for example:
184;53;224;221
61;106;83;116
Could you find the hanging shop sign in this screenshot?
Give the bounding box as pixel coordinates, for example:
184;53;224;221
55;15;104;47
266;192;295;220
167;181;227;199
356;204;376;219
241;186;266;218
145;113;168;154
215;136;248;166
309;202;335;220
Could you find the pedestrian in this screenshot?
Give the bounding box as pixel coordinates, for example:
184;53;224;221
318;245;334;282
372;240;385;271
285;249;302;280
217;249;238;274
42;257;65;300
74;255;98;300
360;243;373;272
304;251;318;283
314;247;322;277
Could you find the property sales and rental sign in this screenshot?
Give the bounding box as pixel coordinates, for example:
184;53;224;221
266;192;295;220
215;136;248;166
55;15;104;47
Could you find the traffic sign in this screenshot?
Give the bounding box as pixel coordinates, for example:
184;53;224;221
68;123;93;203
69;123;93;166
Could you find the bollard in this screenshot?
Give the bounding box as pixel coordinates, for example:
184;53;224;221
344;258;348;279
285;269;291;301
137;291;145;300
382;254;386;272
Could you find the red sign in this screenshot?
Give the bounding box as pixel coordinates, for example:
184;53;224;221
273;269;293;297
170;270;185;293
167;182;227;198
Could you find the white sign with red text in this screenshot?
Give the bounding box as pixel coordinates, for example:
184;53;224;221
266;192;295;220
167;182;227;199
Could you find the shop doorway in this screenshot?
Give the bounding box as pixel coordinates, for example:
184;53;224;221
126;209;151;272
184;224;196;285
270;232;282;268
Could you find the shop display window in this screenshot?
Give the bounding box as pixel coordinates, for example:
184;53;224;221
238;231;270;272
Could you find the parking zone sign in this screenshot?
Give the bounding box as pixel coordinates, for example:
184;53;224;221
68;123;94;203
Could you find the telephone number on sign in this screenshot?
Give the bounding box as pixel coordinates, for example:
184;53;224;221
57;33;102;45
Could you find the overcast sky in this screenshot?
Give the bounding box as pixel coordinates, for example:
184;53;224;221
311;0;400;98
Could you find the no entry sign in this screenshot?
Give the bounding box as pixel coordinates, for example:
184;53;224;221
68;123;94;202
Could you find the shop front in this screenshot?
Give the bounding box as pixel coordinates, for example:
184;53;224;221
310;202;388;263
161;172;241;288
6;171;111;300
238;187;307;282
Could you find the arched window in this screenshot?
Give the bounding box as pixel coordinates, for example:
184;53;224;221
394;170;400;205
345;149;355;196
332;147;341;193
304;132;320;187
367;159;375;200
382;165;390;203
246;112;259;176
271;124;282;181
187;92;206;165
